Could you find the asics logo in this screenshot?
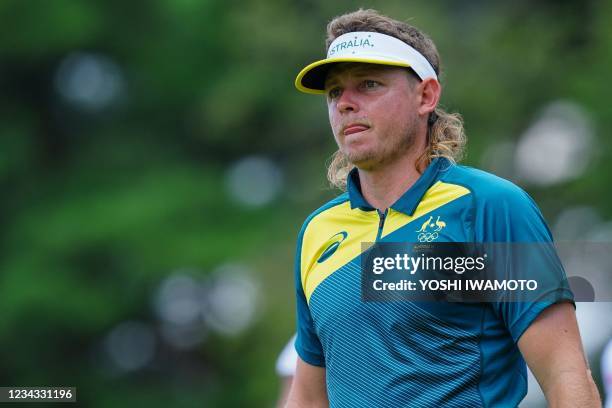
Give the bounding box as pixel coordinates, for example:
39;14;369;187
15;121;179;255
317;231;348;263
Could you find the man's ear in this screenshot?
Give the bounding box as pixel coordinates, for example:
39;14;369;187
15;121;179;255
417;78;441;116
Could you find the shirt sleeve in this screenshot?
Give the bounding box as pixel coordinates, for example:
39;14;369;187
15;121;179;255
294;224;326;367
474;181;575;343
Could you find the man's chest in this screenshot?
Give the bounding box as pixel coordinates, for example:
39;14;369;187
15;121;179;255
301;198;474;303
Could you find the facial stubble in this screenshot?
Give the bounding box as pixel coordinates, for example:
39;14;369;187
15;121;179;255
340;111;420;171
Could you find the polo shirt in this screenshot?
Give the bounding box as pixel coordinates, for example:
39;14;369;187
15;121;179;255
294;157;574;407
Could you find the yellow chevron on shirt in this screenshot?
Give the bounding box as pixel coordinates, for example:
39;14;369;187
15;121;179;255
300;181;470;303
300;201;378;303
381;181;471;238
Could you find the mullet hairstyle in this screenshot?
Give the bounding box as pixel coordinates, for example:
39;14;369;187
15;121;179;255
325;9;466;190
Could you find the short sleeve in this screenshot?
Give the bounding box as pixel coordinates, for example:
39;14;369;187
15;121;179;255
294;226;326;367
474;182;574;342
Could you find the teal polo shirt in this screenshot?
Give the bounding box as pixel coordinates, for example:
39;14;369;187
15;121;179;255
294;157;574;407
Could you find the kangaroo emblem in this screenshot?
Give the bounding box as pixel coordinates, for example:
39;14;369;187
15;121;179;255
416;216;433;232
434;216;446;231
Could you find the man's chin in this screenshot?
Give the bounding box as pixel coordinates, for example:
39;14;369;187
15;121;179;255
349;153;410;172
347;154;379;171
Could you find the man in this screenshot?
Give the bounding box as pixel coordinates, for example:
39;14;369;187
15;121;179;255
286;9;601;408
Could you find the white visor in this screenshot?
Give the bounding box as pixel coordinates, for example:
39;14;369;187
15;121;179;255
295;31;438;94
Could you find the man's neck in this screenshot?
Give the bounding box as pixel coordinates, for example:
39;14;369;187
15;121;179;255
358;151;425;212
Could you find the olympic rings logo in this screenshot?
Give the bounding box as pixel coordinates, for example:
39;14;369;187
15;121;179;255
417;232;439;242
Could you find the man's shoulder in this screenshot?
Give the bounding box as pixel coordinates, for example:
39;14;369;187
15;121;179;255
297;192;351;237
442;163;533;205
442;163;551;240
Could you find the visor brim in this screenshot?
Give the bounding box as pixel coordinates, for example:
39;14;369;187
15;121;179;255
295;57;412;94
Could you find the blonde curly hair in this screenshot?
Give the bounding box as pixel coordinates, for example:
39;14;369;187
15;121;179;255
324;9;466;190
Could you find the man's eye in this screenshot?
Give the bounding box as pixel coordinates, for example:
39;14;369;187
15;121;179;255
327;87;342;99
363;80;380;89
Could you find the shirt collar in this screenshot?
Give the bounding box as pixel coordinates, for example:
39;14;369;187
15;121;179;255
347;157;448;215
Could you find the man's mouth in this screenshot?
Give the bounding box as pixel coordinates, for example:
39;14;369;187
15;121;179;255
343;124;370;136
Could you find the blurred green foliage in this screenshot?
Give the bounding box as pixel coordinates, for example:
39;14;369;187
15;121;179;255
0;0;611;406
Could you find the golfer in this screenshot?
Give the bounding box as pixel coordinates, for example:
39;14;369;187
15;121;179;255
286;9;600;407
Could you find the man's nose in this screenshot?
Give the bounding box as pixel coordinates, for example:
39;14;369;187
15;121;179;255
337;89;360;113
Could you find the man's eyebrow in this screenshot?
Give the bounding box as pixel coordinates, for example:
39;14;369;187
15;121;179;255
324;75;340;89
325;67;386;88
